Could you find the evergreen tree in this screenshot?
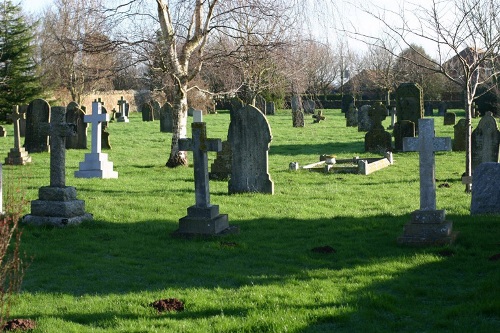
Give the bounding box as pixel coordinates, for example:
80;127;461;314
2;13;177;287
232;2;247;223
0;0;41;117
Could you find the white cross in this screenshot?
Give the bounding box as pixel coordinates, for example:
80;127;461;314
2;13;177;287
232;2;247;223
85;102;109;154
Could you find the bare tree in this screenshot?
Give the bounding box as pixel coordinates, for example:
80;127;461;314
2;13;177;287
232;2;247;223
345;0;500;192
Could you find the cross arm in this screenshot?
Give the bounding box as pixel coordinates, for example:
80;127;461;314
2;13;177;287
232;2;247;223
179;138;193;151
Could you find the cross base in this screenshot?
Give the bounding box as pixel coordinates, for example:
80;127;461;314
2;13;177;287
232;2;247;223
177;213;235;235
398;209;457;246
117;115;129;123
74;153;118;178
5;148;31;165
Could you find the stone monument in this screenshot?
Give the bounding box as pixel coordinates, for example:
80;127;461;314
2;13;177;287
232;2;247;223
117;96;130;123
5;106;31;165
470;162;500;215
23;107;93;226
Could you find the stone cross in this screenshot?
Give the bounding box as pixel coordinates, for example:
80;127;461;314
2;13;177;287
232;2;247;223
368;102;387;130
178;112;222;208
403;118;451;211
86;101;109;155
118;96;126;111
8;105;23;150
49;107;76;188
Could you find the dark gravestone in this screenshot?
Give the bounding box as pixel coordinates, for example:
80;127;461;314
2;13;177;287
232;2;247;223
266;101;275;115
25;99;50;153
303;100;315;114
470;162;500;215
399;118;455;245
5;105;31;165
357;105;372;132
209;140;232;180
177;111;232;235
452;119;467;151
346;103;358;127
152;100;161;120
312;110;325;123
395;82;423;131
101;105;112;150
0;126;6;137
471;112;500;172
365;102;392;153
443;112;456;125
229;105;274;194
65;102;87;149
394;120;416;151
255;95;267;114
291;95;304;127
160;102;173;133
438;101;447;116
23;107;93;226
19;105;27;137
141;102;154;121
424;102;433;116
341;94;355;116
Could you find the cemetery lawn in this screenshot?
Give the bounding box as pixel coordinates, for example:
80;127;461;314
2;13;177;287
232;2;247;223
1;109;499;333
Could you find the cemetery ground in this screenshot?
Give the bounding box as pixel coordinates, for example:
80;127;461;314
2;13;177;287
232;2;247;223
0;109;498;332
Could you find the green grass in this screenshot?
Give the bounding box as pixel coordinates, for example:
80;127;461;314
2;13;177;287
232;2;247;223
0;109;498;332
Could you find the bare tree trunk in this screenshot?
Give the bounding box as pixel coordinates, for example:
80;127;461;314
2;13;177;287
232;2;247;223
464;101;472;193
166;80;189;167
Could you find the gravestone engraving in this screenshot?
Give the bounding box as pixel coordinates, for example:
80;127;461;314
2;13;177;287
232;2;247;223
346;103;358;127
25;99;50;153
395;82;423;131
209;140;232;180
443;112;456;125
365;102;392;153
399;118;456;245
65;102;87;149
291;95;304;127
177;111;232;235
470;162;500;215
74;101;118;178
5;105;31;165
229;105;274;194
357;105;372;132
117;96;130;122
452;118;467;151
160;102;173;133
471;112;500;171
23;107;93;226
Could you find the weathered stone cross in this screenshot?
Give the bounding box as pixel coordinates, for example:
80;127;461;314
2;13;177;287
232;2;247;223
86;101;109;155
403;118;451;211
49;107;76;188
8;105;23;150
178;112;222;208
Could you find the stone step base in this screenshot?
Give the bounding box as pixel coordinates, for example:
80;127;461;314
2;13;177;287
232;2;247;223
177;214;231;235
22;212;93;227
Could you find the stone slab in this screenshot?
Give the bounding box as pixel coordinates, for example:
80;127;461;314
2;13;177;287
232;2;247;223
30;199;86;217
22;213;93;227
410;209;446;223
178;214;230;235
471;162;500;215
38;186;77;201
186;205;220;219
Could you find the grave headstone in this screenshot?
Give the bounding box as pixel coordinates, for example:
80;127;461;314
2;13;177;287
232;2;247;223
357;105;372;132
74;101;118;178
470;162;500;215
438;101;447;116
424;102;433;116
452;118;467;151
160;102;173;133
346;103;358;127
443;112;456;125
152;100;161;119
177;111;233;235
266;101;275;115
5;105;31;165
395;82;423;131
65;102;87;149
117;96;130;122
23;107;93;226
399;118;456;245
24;98;50;153
312;110;325;123
303;100;315;114
228;105;274;194
209;140;232;180
341;94;355;117
18;105;27;137
141;102;154;121
393;120;416;151
365;102;392;153
255;95;267;114
291;95;304;127
471;111;500;171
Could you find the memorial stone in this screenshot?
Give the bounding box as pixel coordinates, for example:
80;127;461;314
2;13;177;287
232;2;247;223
152;100;161;119
471;112;500;171
424;102;433;116
303;100;315;114
394;120;416;151
160;102;173;133
24;99;50;153
395;82;423;131
438;101;447;116
229;105;274;194
341;94;355;116
291;95;304;127
141;102;154;121
365;102;392;153
117;96;130;122
19;105;27;137
399;118;456;245
443;112;456;125
209;140;232;180
266;101;275;115
452;119;467;151
65;102;87;149
5;105;31;165
312;110;325;123
346;103;358;127
357;105;372;132
470;162;500;215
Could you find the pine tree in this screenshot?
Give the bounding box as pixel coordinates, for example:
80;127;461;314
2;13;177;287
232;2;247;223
0;0;41;117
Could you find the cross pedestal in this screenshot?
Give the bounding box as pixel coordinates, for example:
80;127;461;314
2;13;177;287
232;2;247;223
74;101;118;178
23;107;93;227
176;112;236;236
399;118;457;245
5;105;31;165
117;96;129;123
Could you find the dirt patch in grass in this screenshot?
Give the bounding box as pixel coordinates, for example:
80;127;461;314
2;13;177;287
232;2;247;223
151;298;184;313
488;253;500;261
3;319;36;331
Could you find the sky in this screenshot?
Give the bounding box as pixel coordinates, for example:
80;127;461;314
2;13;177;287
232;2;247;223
21;0;53;14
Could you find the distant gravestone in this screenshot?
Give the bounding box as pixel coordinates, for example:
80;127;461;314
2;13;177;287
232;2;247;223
209;140;232;180
65;102;87;149
152;100;161;119
255;95;267;114
303;100;315;114
357;105;372;132
228;105;274;194
312;110;325;123
141;102;154;121
395;82;423;131
452;119;467;151
0;126;6;137
346;103;358;127
438;101;447;116
470;162;500;215
23;107;93;226
291;95;304;127
5;105;31;165
394;120;416;151
341;94;355;116
443;112;456;125
160;102;173;133
365;102;392;153
25;98;50;153
424;102;433;116
471;112;500;171
75;101;118;179
266;101;275;115
117;96;130;123
177;111;233;235
399;118;455;245
19;105;27;137
101;105;112;150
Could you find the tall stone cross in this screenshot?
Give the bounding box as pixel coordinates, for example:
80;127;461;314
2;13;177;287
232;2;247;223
86;101;109;155
118;96;126;113
49;107;76;188
8;105;23;150
178;111;222;208
403;118;451;211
